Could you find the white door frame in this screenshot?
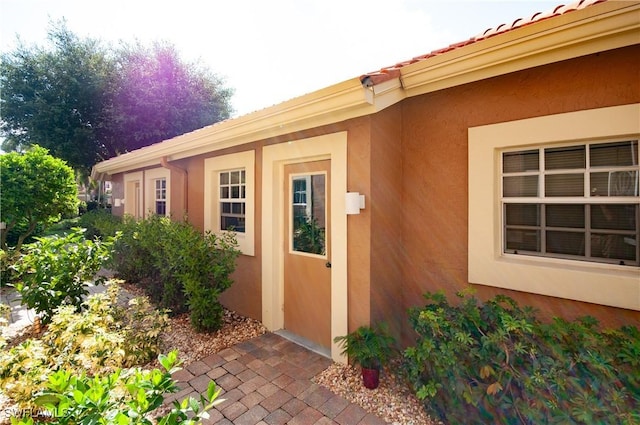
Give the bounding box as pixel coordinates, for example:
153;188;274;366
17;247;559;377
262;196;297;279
262;132;348;363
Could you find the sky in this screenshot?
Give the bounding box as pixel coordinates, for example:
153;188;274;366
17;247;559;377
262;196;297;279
0;0;560;117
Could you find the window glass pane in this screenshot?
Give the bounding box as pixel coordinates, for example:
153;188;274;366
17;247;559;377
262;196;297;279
232;203;242;214
545;145;585;170
292;174;325;255
503;150;539;173
241;170;246;183
591;204;637;231
505;229;540;252
545;174;584;197
221;216;245;233
231;186;240;198
546;204;584;228
591;171;639;197
231;171;240;184
221;203;231;214
220;172;229;185
590;140;638;167
591;234;636;262
155;201;166;216
220;187;229;198
546;231;585;256
505;204;539;226
241;186;246;198
503;176;538;197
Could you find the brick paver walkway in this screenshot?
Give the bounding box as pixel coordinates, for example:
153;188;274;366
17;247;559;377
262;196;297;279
168;333;389;425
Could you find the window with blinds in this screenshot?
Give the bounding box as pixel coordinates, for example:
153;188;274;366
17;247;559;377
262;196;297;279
502;140;639;266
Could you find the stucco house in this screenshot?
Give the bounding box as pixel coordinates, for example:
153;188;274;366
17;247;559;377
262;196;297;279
92;0;640;362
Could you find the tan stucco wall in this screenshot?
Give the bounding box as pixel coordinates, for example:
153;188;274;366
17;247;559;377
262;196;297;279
399;45;640;334
105;44;639;341
179;146;263;321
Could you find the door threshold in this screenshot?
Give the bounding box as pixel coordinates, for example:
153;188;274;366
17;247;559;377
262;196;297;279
274;329;331;359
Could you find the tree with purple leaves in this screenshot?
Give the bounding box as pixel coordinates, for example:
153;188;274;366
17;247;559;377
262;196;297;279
0;21;233;175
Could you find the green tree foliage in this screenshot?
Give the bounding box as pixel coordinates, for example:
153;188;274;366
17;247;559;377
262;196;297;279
0;145;78;251
0;21;234;174
0;23;113;174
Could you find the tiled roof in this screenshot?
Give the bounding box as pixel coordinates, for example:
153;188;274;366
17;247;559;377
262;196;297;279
360;0;607;86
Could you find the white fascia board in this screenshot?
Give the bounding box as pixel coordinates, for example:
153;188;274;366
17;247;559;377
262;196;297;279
92;78;380;177
400;1;640;97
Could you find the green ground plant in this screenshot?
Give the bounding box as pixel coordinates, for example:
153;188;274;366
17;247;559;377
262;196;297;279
12;228;116;324
10;350;220;425
77;208;122;239
0;283;169;406
403;289;640;424
110;215;240;332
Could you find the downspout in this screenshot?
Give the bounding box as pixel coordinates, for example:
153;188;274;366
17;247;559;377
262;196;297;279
160;156;188;215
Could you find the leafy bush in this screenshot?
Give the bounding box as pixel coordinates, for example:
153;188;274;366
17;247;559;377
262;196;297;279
11;350;220;425
13;228;116;324
0;282;169;406
0;248;20;287
111;215;240;331
404;290;640;424
0;145;78;251
77;209;122;239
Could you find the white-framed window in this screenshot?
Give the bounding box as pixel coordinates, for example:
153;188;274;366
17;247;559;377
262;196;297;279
502;140;639;266
144;168;170;217
155;178;167;216
204;151;255;256
219;169;246;232
469;104;640;311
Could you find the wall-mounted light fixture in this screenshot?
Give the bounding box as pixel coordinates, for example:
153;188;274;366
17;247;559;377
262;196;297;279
346;192;365;215
114;198;123;207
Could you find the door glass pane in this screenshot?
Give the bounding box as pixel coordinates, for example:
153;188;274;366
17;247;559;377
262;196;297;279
292;174;326;255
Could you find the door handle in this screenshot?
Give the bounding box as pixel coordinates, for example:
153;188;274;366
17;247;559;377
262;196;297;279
325;261;332;268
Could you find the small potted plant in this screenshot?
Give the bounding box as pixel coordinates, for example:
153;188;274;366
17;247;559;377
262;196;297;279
334;323;396;389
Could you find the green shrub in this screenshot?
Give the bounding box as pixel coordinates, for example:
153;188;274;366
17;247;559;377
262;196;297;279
11;350;220;425
13;228;116;324
0;282;169;406
77;209;122;239
404;290;640;425
1;248;20;287
111;215;240;331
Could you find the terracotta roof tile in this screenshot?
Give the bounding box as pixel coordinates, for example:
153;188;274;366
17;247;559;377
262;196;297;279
360;0;607;86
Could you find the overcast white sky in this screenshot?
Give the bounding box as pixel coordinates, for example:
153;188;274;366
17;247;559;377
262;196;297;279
0;0;560;117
